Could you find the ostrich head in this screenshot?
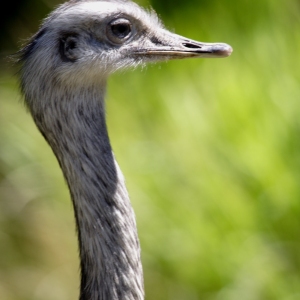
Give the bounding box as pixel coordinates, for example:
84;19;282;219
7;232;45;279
20;0;232;105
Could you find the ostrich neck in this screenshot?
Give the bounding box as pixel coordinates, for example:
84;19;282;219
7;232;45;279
34;85;144;300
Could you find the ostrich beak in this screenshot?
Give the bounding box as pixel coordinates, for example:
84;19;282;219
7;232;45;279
133;30;232;59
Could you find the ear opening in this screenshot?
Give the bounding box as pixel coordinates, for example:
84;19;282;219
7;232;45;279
59;35;79;62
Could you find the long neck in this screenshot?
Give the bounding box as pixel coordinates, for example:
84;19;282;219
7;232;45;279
32;85;144;300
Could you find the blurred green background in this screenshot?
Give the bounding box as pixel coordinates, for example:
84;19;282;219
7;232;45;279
1;0;300;299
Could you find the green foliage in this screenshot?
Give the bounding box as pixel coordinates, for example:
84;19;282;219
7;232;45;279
1;0;300;299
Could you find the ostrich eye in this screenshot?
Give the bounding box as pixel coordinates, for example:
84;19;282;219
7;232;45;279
107;18;132;43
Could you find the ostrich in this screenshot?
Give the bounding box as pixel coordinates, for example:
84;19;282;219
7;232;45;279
18;0;232;299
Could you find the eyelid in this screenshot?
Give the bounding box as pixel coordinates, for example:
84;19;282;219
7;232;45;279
111;18;130;26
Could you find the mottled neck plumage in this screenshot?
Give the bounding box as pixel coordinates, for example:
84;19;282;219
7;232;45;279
31;85;144;300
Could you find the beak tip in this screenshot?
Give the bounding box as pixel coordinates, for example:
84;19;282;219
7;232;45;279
213;43;233;57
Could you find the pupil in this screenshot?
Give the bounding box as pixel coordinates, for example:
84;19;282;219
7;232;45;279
112;24;130;37
117;25;127;33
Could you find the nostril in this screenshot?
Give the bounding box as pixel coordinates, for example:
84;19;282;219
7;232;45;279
182;42;202;49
